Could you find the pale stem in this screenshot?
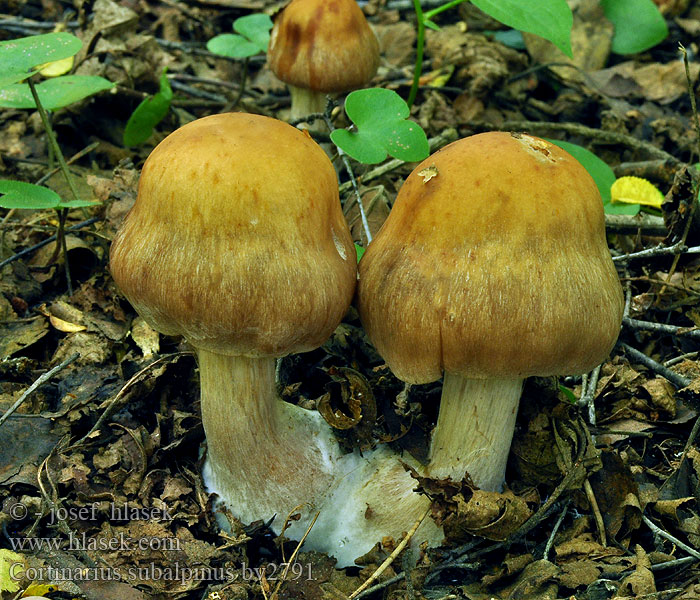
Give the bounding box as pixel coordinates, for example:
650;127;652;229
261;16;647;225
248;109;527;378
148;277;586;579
198;349;341;526
288;84;330;123
427;374;524;491
198;349;443;565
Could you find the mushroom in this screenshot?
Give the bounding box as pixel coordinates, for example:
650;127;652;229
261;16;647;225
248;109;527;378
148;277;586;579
109;112;358;534
357;132;624;491
267;0;380;122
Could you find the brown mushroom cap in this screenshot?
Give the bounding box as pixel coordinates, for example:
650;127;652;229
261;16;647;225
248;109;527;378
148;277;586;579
357;132;624;383
110;112;356;357
267;0;380;93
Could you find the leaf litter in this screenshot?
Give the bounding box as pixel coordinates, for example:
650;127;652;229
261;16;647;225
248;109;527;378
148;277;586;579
3;0;700;599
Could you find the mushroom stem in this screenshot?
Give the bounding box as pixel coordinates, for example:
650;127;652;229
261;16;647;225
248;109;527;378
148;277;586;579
427;374;523;491
199;349;342;526
288;84;330;123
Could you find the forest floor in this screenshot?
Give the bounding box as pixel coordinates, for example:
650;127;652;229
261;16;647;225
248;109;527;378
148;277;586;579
3;0;700;599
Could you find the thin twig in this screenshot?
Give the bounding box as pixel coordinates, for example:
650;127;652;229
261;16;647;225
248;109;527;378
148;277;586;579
604;213;667;236
0;216;101;270
69;353;189;448
642;514;700;560
352;573;405;600
583;478;606;546
0;353;79;429
321;112;373;244
612;241;700;263
578;365;601;427
348;508;429;600
623;317;700;341
542;498;570;561
650;556;697;571
270;512;320;600
618;343;691;389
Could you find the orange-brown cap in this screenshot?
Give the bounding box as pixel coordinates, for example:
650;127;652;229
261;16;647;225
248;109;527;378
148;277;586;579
267;0;380;93
110;112;356;357
357;132;623;383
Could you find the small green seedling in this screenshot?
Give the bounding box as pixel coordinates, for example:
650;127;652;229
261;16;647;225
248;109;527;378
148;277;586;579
331;88;429;165
123;69;173;147
0;32;108;293
207;13;273;58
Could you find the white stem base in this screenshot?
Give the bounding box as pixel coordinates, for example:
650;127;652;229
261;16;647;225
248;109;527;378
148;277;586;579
199;350;442;566
428;375;524;491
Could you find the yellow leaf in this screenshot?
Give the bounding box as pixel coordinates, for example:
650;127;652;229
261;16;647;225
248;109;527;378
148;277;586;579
611;176;664;207
0;549;25;593
419;64;455;88
37;56;74;77
23;582;59;597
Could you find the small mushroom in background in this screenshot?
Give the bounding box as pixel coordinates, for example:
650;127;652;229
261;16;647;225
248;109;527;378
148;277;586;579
267;0;380;122
109;112;359;540
357;131;624;492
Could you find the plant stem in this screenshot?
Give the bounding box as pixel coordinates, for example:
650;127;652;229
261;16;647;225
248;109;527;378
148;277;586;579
231;56;248;110
423;0;468;20
407;0;426;108
28;77;81;294
27;78;81;204
57;208;73;295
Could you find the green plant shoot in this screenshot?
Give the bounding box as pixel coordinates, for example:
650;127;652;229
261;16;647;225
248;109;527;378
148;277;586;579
0;31;107;294
331;89;429;165
123;69;173;147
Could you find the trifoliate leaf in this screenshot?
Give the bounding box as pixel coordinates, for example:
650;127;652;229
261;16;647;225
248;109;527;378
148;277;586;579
331;88;429;164
233;13;273;51
611;176;664;207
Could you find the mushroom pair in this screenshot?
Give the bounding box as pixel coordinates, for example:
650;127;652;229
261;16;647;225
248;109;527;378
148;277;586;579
110;116;623;565
109;112;438;566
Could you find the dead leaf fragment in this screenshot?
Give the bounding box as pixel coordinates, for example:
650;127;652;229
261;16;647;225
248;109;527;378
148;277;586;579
418;166;439;183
